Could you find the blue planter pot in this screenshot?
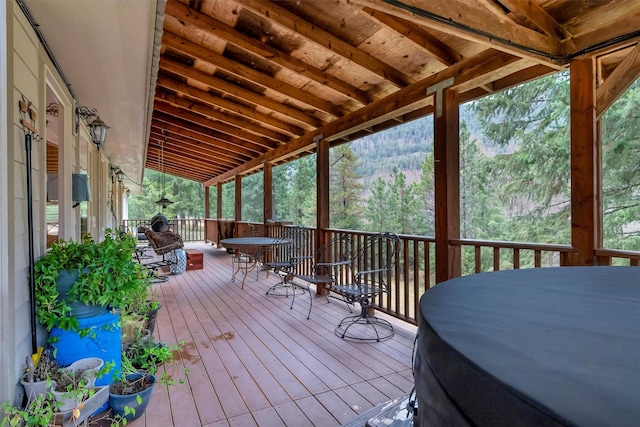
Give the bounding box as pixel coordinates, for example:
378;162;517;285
56;269;106;318
109;373;156;422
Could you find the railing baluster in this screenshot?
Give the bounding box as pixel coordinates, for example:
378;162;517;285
121;221;639;326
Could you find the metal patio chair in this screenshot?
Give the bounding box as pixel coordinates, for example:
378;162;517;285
333;232;400;342
231;226;269;283
136;226;185;282
264;226;308;297
290;234;352;319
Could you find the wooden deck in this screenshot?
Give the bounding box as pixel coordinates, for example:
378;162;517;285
123;243;417;427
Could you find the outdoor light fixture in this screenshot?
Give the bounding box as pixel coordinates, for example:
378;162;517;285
155;134;174;209
110;165;125;183
76;105;110;149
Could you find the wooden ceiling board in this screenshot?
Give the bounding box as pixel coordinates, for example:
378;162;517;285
148;0;640;184
154;89;297;142
149;127;247;166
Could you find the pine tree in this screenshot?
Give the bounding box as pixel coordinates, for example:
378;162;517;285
330;145;364;230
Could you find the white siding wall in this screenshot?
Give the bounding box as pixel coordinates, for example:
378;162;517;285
6;1;42;406
0;0;12;406
1;0;109;405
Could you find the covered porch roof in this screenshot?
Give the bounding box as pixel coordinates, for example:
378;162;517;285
20;0;640;187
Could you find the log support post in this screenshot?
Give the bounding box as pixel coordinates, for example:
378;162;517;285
570;57;600;266
316;134;329;295
434;88;461;283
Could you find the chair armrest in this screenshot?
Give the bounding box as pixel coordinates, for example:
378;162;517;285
354;268;389;284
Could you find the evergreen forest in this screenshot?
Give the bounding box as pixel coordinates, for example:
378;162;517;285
129;71;640;252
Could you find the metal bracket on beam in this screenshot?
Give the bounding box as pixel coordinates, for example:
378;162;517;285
427;77;455;118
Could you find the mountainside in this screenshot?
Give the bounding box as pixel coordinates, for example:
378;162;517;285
350;104;480;186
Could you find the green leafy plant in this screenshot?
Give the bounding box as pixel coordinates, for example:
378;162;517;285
124;339;177;374
33;229;152;332
1;393;58;427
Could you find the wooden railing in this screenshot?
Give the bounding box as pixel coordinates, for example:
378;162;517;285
123;218;205;242
451;238;576;273
140;219;640;326
595;248;640;266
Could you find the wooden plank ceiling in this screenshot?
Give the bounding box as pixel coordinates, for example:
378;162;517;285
147;0;640;184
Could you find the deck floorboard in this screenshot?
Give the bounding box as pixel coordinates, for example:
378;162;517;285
113;243;416;427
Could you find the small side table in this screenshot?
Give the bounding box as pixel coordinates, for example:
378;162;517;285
185;249;204;270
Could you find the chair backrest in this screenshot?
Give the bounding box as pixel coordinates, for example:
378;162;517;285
239;226;268;238
272;226;308;266
144;229;184;255
311;234;352;280
350;232;400;289
237;226;268;257
316;235;351;263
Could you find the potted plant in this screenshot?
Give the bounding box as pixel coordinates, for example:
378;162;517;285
124;338;177;374
1;393;59;427
121;286;162;336
50;368;92;412
108;354;156;423
19;351;58;404
33;229;151;333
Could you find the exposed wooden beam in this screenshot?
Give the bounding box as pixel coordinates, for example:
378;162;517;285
204;49;520;186
147;141;228;174
156;75;305;137
149;131;239;169
159;55;323;129
152;118;265;161
353;0;562;65
492;63;558;92
151;118;258;159
233;0;413;88
162;32;342;119
165;1;372;106
497;0;571;40
559;0;640;55
596;43;640;119
149;127;242;166
154;89;294;143
154;101;280;148
359;6;463;66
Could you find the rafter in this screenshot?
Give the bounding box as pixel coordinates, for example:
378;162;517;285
162;32;342;119
149;126;244;166
159;54;323;129
148;135;236;170
154;89;294;144
353;0;562;65
596;43;640;119
152;115;267;156
153;101;281;150
165;1;372;106
497;0;571;40
359;6;463;66
232;0;414;88
156;75;305;137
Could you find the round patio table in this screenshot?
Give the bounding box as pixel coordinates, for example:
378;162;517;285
415;266;640;427
221;237;291;288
